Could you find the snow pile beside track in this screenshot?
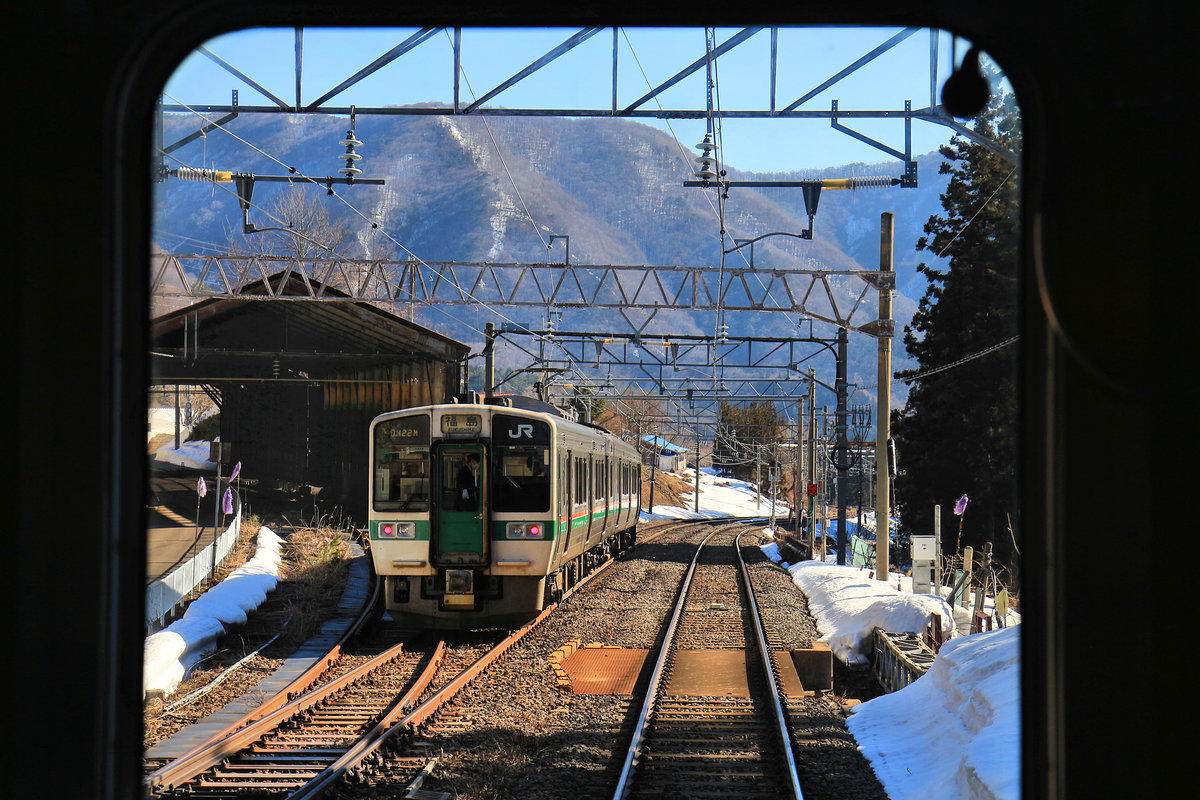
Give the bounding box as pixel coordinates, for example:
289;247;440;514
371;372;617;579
143;526;283;698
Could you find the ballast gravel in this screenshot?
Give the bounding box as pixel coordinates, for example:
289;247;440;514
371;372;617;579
146;521;892;800
341;523;891;800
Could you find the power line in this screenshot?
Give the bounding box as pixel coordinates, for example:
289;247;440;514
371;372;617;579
898;335;1018;384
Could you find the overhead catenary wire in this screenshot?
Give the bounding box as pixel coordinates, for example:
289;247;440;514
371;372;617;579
620;28;822;366
935;164;1018;259
158;42;832;421
157;96;549;346
442;28;549;252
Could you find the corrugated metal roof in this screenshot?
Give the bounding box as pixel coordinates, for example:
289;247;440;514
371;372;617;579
641;434;688;453
150;271;470;380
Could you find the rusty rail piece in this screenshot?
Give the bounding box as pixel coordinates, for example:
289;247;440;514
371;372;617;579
152;600;559;797
146;636;422;793
147;521;627;797
612;524;805;800
292;604;557;798
143;568;382;792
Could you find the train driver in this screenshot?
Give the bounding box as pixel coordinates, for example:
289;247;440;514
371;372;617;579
456;453;481;510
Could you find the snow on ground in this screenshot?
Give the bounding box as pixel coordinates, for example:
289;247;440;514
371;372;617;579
845;625;1020;800
153;438;218;470
149;407;219;470
775;555;957;665
143;526;283;698
641;466;791;520
144;459;1019;799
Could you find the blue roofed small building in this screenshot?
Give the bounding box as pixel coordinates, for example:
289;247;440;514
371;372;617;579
641;434;689;473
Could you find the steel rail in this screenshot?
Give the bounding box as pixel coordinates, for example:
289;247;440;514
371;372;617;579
147;635;415;792
611;528;721;800
295;600;561;797
288;640;448;799
736;531;805;799
144;567;382;791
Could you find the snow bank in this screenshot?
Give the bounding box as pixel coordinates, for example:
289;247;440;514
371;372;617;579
786;561;955;666
154;438;218;470
143;526;284;698
846;626;1021;800
639;468;790;521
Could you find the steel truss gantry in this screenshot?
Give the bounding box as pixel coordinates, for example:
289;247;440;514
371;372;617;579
152;253;895;337
159;25;1016;167
487;327;846;429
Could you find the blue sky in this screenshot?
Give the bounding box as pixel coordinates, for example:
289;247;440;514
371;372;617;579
162;25;982;174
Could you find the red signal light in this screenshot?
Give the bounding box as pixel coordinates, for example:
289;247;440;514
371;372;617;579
529;524;541;537
382;523;394;536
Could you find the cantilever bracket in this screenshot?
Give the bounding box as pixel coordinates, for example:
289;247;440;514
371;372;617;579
831;99;919;188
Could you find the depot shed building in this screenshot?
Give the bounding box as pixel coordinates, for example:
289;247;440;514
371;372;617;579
150;271;470;507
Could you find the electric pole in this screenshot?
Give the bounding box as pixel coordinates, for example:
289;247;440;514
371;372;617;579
875;212;894;579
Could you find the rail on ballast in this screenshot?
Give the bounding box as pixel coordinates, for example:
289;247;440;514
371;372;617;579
611;524;805;800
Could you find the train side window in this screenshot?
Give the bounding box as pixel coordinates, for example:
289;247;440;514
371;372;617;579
575;457;586;506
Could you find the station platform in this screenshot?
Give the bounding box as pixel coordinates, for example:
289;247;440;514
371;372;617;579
146;472;219;586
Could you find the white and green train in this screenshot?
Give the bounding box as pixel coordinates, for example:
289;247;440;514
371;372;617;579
368;399;641;629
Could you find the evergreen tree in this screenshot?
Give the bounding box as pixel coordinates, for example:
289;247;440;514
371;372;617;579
714;401;784;484
892;76;1022;577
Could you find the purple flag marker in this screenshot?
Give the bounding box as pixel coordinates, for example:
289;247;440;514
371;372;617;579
223;487;234;515
230;461;242;481
197;477;207;498
954;494;969;516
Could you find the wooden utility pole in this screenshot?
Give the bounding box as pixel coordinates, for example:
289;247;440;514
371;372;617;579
875;212;894;580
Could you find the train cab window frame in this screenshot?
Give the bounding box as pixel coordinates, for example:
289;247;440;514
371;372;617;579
373;415;432;512
489;414;552;513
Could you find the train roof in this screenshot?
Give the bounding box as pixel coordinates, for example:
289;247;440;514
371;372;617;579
374;400;638;453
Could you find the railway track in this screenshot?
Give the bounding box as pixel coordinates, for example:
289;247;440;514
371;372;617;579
149;641;444;797
143;518;857;798
613;525;805;799
144;520;646;798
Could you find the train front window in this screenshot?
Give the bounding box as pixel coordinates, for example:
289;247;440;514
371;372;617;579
373;415;431;511
491;445;550;512
490;413;552;513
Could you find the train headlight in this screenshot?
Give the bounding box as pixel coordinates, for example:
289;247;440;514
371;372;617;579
506;522;546;539
378;522;415;539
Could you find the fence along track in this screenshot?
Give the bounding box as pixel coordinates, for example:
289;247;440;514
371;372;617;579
612;526;804;799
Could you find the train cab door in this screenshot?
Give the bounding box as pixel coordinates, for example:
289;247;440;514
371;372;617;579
432;444;488;567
